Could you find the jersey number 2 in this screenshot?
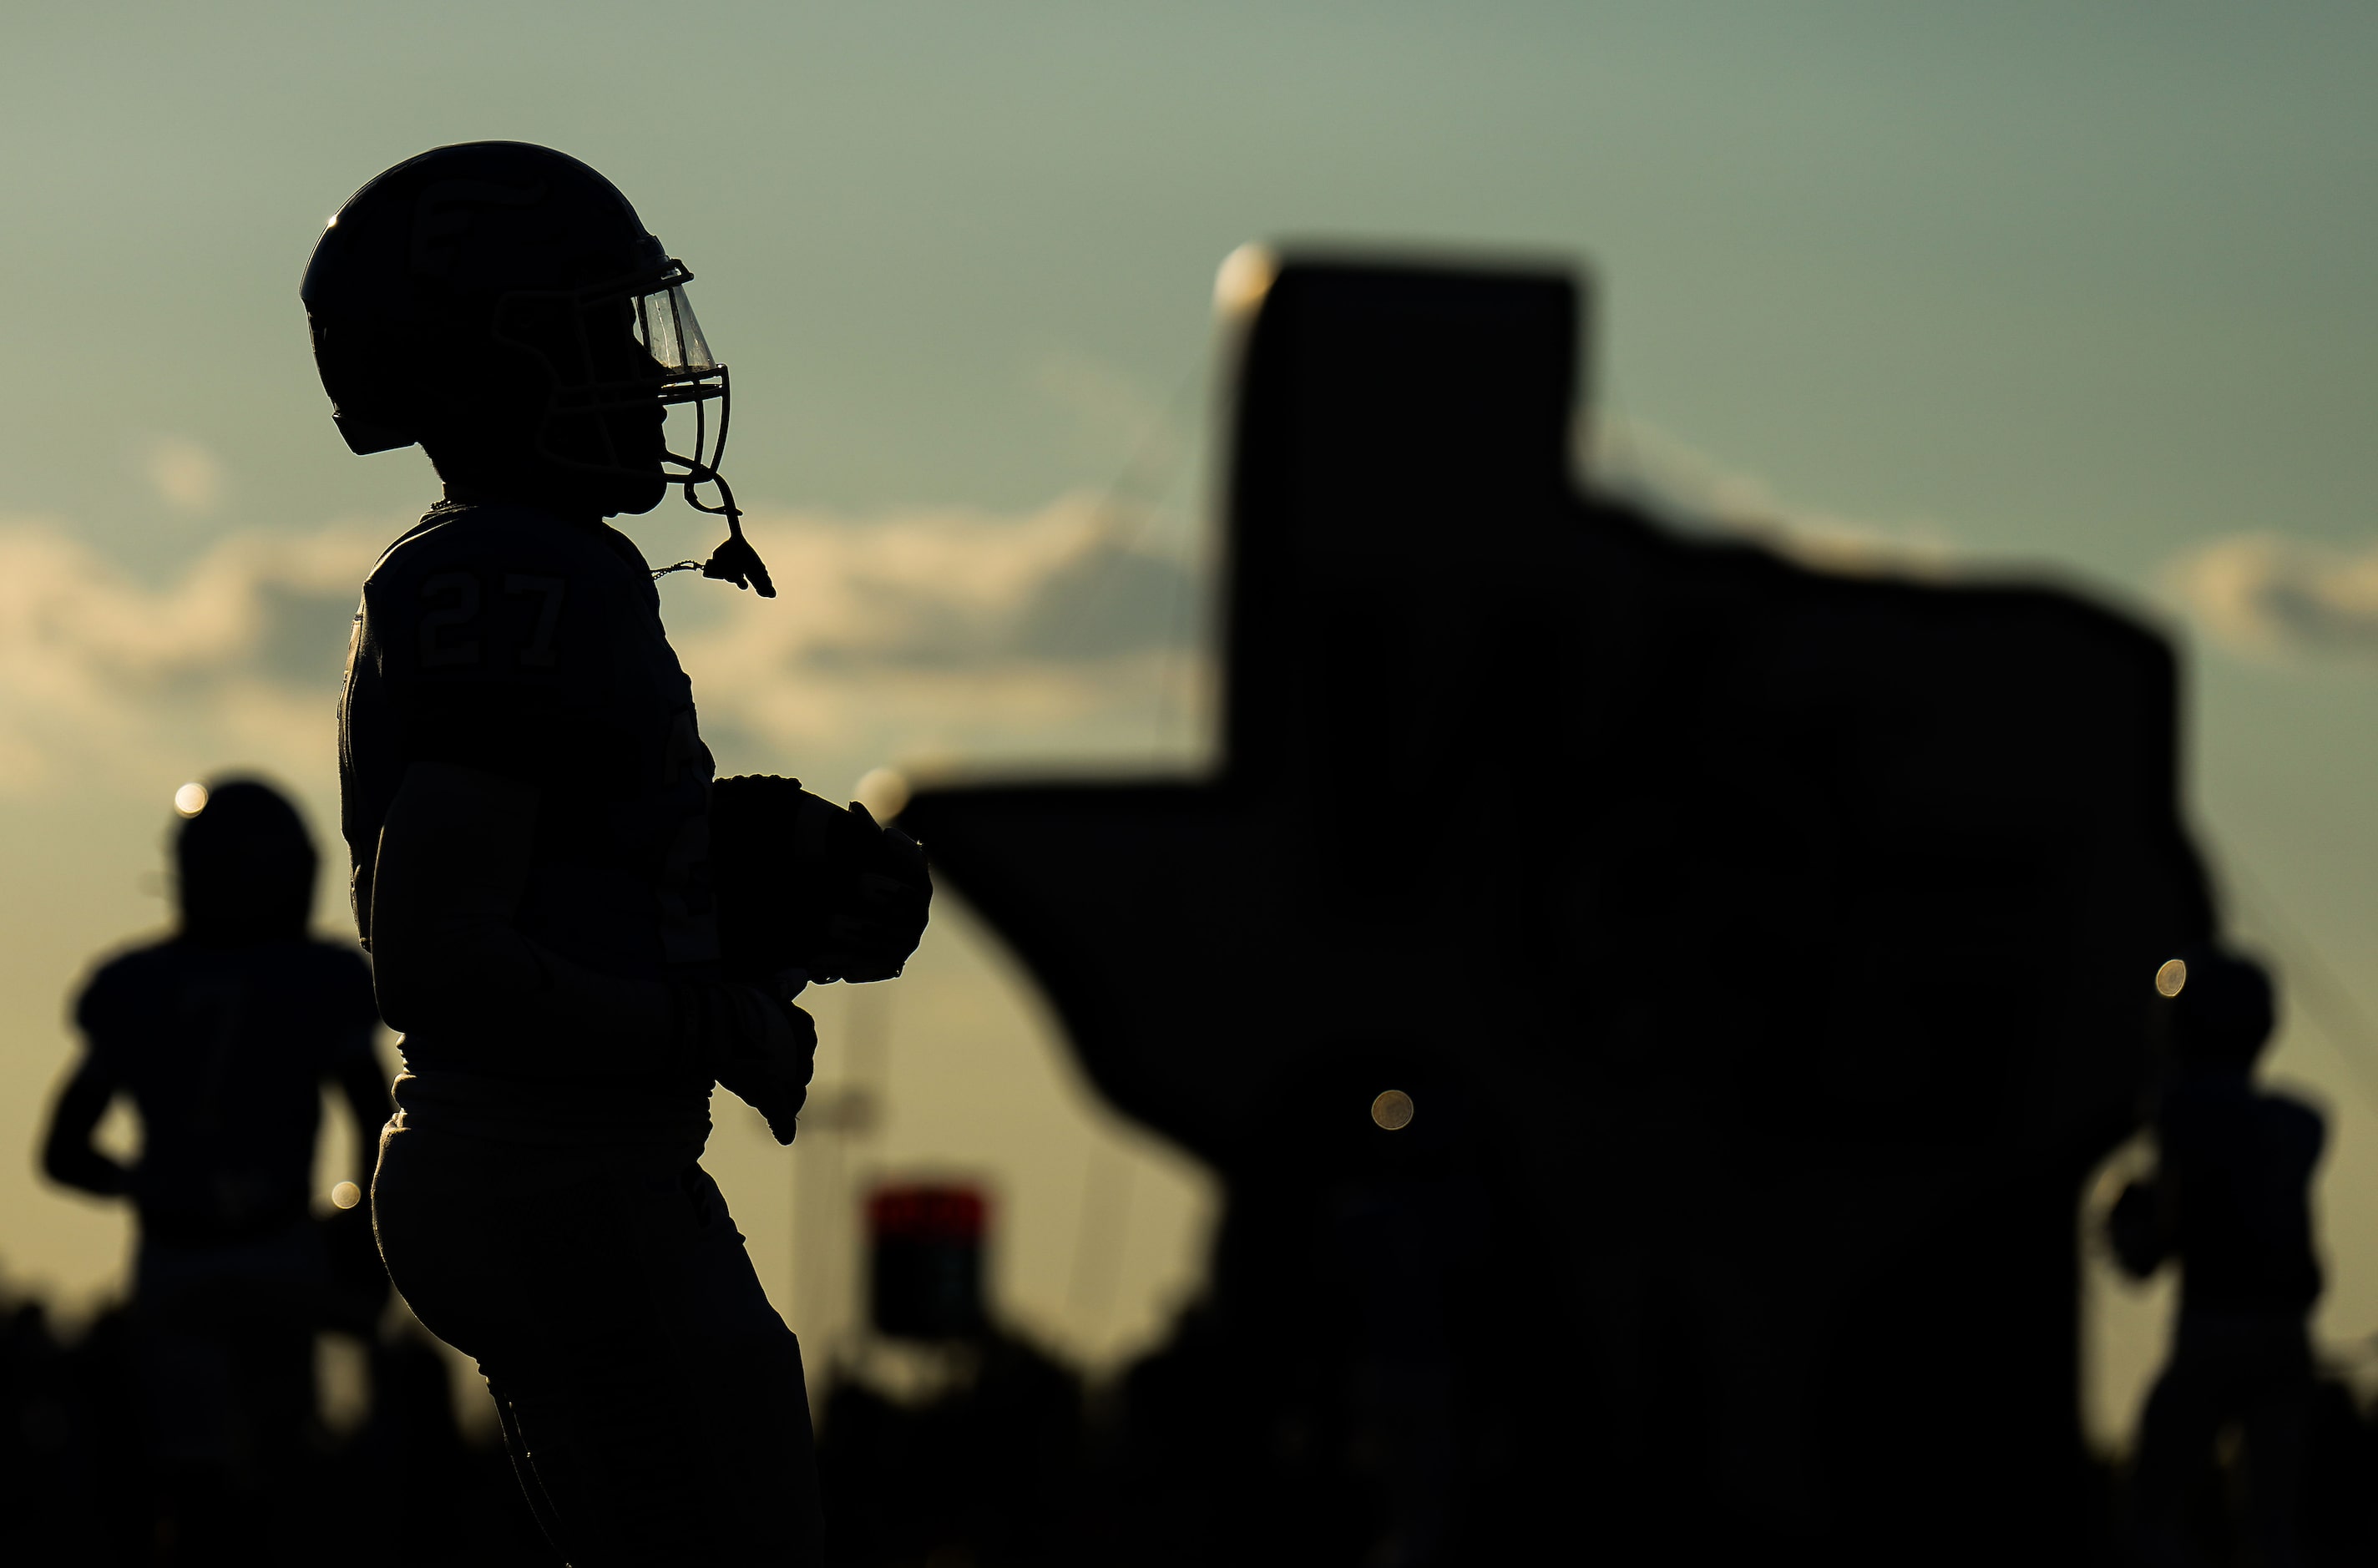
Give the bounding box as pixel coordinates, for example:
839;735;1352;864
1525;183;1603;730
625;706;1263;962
418;573;566;670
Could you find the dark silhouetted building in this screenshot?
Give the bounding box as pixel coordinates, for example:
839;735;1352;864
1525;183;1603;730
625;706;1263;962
904;254;2217;1564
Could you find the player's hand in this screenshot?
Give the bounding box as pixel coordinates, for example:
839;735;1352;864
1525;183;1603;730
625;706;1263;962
676;980;817;1145
821;804;932;980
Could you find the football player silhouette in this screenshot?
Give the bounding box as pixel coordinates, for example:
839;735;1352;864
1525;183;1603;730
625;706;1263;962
42;777;387;1559
2110;949;2324;1568
306;141;924;1565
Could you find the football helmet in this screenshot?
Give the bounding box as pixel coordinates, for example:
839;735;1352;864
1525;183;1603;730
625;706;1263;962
177;777;318;943
301;141;772;593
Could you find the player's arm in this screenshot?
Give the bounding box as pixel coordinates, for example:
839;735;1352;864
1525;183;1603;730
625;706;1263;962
39;1055;130;1199
371;760;815;1138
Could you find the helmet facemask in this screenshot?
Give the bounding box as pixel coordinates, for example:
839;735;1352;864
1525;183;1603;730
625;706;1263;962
490;257;774;595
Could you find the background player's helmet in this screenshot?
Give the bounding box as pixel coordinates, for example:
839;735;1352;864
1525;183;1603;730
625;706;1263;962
176;779;317;944
2168;944;2276;1070
301;141;772;592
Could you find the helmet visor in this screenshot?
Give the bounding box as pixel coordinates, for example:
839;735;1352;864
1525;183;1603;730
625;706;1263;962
631;283;719;385
500;259;736;498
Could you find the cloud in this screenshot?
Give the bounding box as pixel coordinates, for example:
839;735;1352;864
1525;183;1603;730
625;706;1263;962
0;417;2021;810
1030;352;1188;479
0;493;1208;804
1591;419;2378;671
1587;414;1960;577
2160;534;2378;662
140;436;225;513
675;496;1207;782
0;518;379;793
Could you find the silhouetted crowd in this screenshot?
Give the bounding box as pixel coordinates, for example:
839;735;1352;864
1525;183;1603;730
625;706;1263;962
0;1286;555;1565
2;1259;2375;1565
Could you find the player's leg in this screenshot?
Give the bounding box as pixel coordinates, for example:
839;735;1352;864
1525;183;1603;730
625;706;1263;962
2130;1323;2234;1568
2234;1318;2311;1568
488;1157;822;1565
376;1120;820;1564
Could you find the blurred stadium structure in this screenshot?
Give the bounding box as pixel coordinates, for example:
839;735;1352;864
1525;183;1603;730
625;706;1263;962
900;253;2376;1560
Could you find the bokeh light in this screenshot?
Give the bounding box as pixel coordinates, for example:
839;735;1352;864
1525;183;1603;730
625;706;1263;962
853;766;912;821
1213;242;1278;320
